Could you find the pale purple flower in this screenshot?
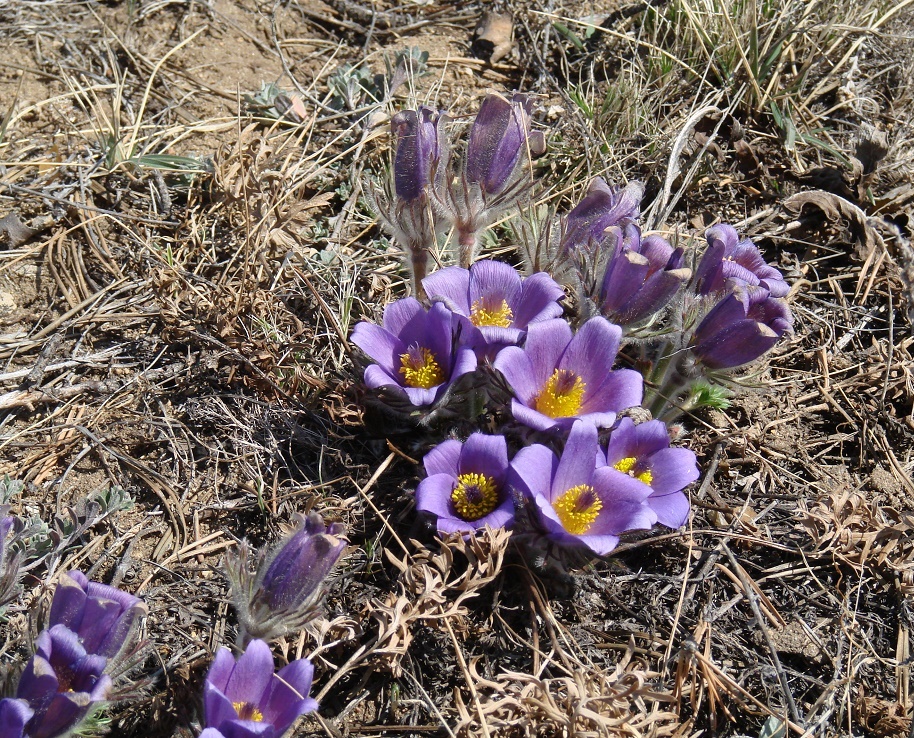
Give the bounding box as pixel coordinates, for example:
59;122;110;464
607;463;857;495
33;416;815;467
464;92;544;197
226;513;347;643
204;639;317;738
692;285;793;370
561;179;644;254
493;317;642;432
415;433;515;536
694;224;789;297
16;625;112;738
422;261;565;353
48;571;146;661
0;698;33;738
509;421;656;555
0;510;23;608
599;223;691;326
351;298;477;406
391;106;445;202
601;418;699;528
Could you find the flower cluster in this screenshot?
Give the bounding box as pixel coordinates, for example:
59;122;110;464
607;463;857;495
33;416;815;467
354;92;796;562
0;571;147;738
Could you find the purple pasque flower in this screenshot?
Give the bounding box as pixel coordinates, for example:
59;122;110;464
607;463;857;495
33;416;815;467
204;639;317;738
692;285;793;370
464;92;545;198
227;513;347;643
601;418;699;528
694;224;789;297
391;106;445;202
0;509;24;608
422;260;565;353
351;298;477;407
415;433;515;536
493;317;642;432
0;698;33;738
48;570;147;661
16;625;112;738
598;223;691;326
561;178;644;254
509;421;656;555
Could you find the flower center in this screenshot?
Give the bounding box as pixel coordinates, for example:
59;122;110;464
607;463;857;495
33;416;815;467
399;345;444;389
233;702;264;722
534;369;585;418
470;296;514;328
451;472;499;521
613;456;653;485
553;484;603;535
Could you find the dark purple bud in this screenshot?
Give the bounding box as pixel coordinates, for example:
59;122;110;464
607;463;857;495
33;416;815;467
694;224;789;297
260;513;347;611
392;106;443;201
599;226;691;325
465;93;540;196
0;698;33;738
204;639;317;737
561;179;644;253
227;513;348;643
692;286;793;369
17;625;112;738
48;571;147;661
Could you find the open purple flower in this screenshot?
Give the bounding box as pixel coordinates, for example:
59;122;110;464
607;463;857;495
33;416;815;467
509;421;656;555
415;433;515;536
692;285;793;370
227;513;347;643
391;106;445;202
561;179;644;254
493;317;642;432
16;625;112;738
422;261;565;353
0;698;33;738
598;223;691;326
464;92;544;198
694;224;789;297
48;570;146;661
601;418;699;528
351;298;477;406
204;639;317;738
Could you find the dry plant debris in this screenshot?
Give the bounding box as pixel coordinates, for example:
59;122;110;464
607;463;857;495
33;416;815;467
0;0;911;736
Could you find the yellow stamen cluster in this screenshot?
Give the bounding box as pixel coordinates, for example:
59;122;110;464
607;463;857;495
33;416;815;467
613;456;653;485
233;702;264;722
553;484;603;534
399;347;444;389
470;297;514;328
534;369;585;418
451;472;499;521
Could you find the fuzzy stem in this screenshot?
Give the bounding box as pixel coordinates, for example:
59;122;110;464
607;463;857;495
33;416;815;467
457;227;478;269
408;243;429;299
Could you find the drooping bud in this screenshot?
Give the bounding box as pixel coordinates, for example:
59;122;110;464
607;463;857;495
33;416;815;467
691;285;793;369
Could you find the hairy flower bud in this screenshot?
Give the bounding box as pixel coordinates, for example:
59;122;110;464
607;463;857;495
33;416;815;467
692;285;793;369
561;179;644;254
226;513;347;643
464;92;544;197
0;510;24;608
392;106;444;202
